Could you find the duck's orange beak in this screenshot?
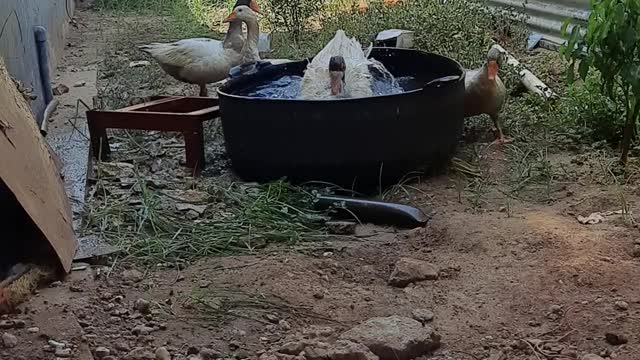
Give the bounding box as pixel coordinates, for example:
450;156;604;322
249;0;261;13
487;60;498;81
223;12;238;23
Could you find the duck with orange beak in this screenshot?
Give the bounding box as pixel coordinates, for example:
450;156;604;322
139;0;262;96
464;47;510;145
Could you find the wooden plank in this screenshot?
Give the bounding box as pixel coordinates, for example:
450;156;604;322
0;57;76;272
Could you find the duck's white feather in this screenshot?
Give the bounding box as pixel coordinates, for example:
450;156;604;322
139;38;243;85
300;30;373;99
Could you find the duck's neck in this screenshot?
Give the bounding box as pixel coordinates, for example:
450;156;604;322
223;21;244;52
241;19;261;63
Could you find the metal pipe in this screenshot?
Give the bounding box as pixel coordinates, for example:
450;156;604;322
34;26;54;126
40;99;59;136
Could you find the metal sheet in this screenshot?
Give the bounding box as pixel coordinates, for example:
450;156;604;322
486;0;590;45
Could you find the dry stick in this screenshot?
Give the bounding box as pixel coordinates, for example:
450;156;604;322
450;350;482;360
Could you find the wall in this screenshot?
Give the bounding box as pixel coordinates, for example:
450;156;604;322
487;0;590;45
0;0;75;121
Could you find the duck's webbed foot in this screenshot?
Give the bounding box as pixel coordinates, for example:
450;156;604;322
489;115;512;146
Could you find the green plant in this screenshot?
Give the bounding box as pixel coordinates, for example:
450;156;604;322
561;0;640;164
265;0;327;44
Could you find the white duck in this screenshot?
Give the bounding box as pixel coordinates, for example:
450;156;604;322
138;0;261;96
300;30;374;99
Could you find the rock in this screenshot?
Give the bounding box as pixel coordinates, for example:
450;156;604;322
74;80;87;87
53;84;70;95
388;258;439;287
125;348;156;360
604;332;628;345
265;313;280;324
187;346;199;355
313;292;325;300
116;342;131;352
411;309;434;324
614;300;629;311
549;305;563;314
134;298;152;314
199;348;221;360
132;325;155;335
235;349;250;359
327;221;357;235
633;245;640;257
104;357;117;360
0;321;14;329
156;347;171;360
48;340;66;348
2;333;17;348
279;320;291;330
581;355;605;360
95;347;111;359
55;348;72;358
123;269;144;283
27;327;39;333
130;61;151;68
305;340;379;360
340;316;440;360
278;341;308;355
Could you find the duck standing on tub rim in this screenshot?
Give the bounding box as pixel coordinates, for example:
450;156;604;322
138;0;261;97
464;47;510;145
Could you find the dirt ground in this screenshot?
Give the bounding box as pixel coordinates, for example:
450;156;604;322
3;7;640;360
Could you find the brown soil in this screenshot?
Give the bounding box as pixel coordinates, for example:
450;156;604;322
2;7;640;360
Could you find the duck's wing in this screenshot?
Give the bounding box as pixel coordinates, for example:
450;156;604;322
139;38;224;67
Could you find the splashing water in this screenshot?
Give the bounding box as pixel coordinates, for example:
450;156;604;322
238;60;416;99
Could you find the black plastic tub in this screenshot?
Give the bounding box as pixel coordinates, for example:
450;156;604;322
218;47;465;189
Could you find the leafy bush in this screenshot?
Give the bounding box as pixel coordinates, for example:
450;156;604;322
562;0;640;164
265;0;328;43
272;0;527;69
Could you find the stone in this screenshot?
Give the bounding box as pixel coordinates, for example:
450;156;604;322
134;298;151;314
279;320;291;330
326;221;357;235
411;309;434;324
74;80;87;87
633;245;640;257
199;348;222;360
132;325;155;336
265;313;280;323
278;341;307;355
156;347;171;360
95;347;111;359
187;346;199;355
549;305;563;314
604;332;628;345
0;321;14;329
235;349;250;359
27;327;39;333
304;340;379;360
340;316;440;360
116;342;131;352
2;333;17;348
130;61;151;68
125;348;156;360
388;258;439;287
55;348;72;358
581;355;605;360
53;84;70;95
123;269;144;283
614;300;629;311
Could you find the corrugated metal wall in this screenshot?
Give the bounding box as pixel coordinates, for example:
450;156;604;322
0;0;74;119
487;0;590;45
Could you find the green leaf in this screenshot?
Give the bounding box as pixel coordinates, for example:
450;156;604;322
579;58;590;79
